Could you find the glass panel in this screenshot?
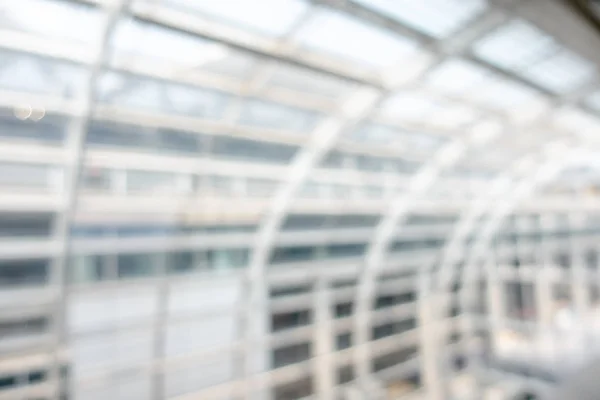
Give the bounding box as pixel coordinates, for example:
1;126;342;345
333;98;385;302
0;162;54;189
0;50;86;98
69;255;108;284
425;58;544;111
246;178;278;197
331;214;379;228
0;0;103;44
294;9;417;67
87;120;154;149
272;342;311;368
472;20;596;93
353;0;486;38
0;317;48;337
0;212;53;238
381;92;479;128
87;121;206;155
211;136;298;164
349;123;397;144
0;259;48;287
270;246;316;264
97;72;230;119
126;170;178;194
326;243;366;258
208;248;249;270
586;91;600;112
111;19;232;68
164;0;308;37
238;98;317;133
166;252;194;274
265;63;355;99
0;110;66;144
336;333;352;350
282;214;329;230
117;253;159;279
81;167;112;192
356;155;386;172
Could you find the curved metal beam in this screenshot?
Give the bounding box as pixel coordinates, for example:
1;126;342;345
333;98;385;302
417;146;564;398
49;0;130;394
352;117;505;385
240;85;382;398
423;141;579;397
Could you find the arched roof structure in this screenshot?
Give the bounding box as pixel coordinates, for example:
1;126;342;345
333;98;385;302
3;0;600;399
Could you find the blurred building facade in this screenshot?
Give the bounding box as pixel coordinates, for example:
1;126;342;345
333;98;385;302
2;0;600;399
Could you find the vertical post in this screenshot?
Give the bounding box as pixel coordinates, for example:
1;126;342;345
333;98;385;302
313;277;335;400
152;252;169;400
536;214;555;326
419;279;445;400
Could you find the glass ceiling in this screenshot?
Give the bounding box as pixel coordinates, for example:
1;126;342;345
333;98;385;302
0;0;598;201
3;1;600;398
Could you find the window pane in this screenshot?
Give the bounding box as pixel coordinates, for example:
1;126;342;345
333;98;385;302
326;243;366;258
0;162;54;189
0;259;48;287
0;317;48;338
211;136;298;164
117;253;159;279
126;170;178;194
353;0;486;38
207;248;249;270
97;72;230;119
165;0;308;37
1;0;103;44
0;212;53;238
80;167;112;192
69;255;108;283
0;111;66;144
282;214;328;230
295;9;417;68
238;98;317;133
472;20;596;93
167;252;194;274
0;50;85;98
270;246;316;264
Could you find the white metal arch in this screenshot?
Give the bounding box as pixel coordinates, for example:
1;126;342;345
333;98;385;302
351;117;506;384
239;48;443;399
50;0;131;392
239;85;382;398
423;141;581;399
416;139;575;399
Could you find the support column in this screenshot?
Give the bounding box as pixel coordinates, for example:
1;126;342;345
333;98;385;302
570;212;589;316
419;285;445;400
534;269;553;327
486;265;505;350
313;278;335;400
152;252;169;400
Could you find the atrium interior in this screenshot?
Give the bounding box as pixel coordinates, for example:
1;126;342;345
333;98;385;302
2;0;600;399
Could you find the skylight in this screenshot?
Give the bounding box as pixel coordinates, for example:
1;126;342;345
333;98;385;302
380;92;479;129
97;72;231;120
425;58;546;113
164;0;309;37
352;0;487;38
111;20;230;68
294;9;418;68
472;19;596;93
265;64;356;100
0;0;103;44
0;50;85;98
553;107;600;140
349;123;448;151
587;91;600;113
238;98;318;133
